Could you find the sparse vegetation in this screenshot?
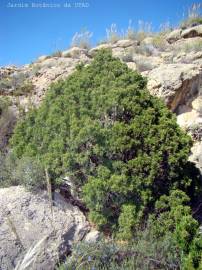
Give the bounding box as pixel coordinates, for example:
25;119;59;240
135;58;154;72
58;190;202;270
0;97;16;151
13;81;35;96
181;3;202;29
51;50;63;58
106;23;122;44
152;33;168;51
180;40;202;53
71;29;93;49
0;152;45;190
120;49;134;62
0;72;34;96
133;44;157;56
31;64;41;77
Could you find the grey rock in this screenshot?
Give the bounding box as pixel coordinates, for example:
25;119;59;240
166;29;182;44
84;230;100;243
0;186;90;270
115;39;136;48
189;141;202;173
147;63;201;112
181;25;202;39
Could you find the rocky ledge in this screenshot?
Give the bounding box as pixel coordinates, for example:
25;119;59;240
0;186;92;270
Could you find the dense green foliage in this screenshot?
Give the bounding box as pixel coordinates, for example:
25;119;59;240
11;50;201;232
0;97;16;151
57;190;202;270
9;49;202;269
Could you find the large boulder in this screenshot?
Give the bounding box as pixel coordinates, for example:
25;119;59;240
0;186;90;270
192;96;202;114
181;25;202;39
115;39;136;48
147;63;201;112
166;29;182;44
61;47;88;58
177;110;201;128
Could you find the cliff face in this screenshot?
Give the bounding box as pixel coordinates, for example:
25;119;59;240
0;25;202;171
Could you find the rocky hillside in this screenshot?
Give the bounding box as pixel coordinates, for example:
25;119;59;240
0;22;202;270
1;24;201;172
0;186;89;270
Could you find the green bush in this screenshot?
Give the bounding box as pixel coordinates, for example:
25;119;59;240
10;49;201;237
0;72;34;96
0;96;11;116
149;190;202;269
0;151;17;187
0;152;45;191
14;156;45;191
0;97;16;151
13;81;35;96
57;232;181;270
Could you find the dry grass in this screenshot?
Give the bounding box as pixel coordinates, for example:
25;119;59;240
14;236;47;270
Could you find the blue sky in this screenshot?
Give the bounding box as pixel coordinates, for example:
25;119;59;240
0;0;199;66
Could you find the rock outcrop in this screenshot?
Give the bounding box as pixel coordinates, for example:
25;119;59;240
166;29;182;44
146;63;201;112
0;186;90;270
181;25;202;38
0;23;202;269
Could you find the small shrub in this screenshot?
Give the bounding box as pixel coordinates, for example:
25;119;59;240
0;97;16;151
135;59;153;72
57;231;181;270
31;64;41;77
0;152;45;191
0;78;13;93
149;190;202;269
120;49;134;62
0;151;18;187
181;40;202;53
14;156;46;191
51;50;62;58
152;34;168;51
133;44;156;56
0;72;34;96
0;96;11;116
13;81;35;96
181;17;202;29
